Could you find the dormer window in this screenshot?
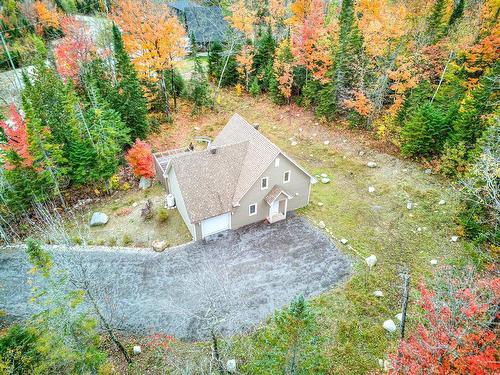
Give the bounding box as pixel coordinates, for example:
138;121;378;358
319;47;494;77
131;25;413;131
283;170;291;183
261;177;269;190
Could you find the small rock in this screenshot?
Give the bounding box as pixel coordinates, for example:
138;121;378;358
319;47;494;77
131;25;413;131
226;359;237;373
424;168;432;175
321;177;330;184
272;126;277;129
320;173;328;178
366;255;377;268
343;139;347;143
90;212;108;227
194;126;200;131
139;176;152;190
430;259;438;265
318;221;326;229
309;154;313;157
340;238;348;244
378;359;391;371
395;313;403;322
359;151;365;156
451;235;458;242
383;319;397;333
417;227;422;232
402;168;408;172
367;161;377;168
407;202;413;210
299;128;303;132
438;199;446;205
373;290;384;297
312;133;317;137
152;240;168;252
323;140;330;145
133;345;141;355
291;141;298;146
317;202;324;207
132;202;138;207
368;186;375;193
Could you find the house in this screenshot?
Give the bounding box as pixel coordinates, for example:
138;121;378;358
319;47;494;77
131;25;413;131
167;0;228;45
153;114;315;240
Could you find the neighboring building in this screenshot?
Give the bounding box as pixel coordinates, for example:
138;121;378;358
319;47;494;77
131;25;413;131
168;0;228;45
154;114;315;240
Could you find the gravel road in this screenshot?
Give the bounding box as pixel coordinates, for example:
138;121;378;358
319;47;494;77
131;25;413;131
0;216;351;339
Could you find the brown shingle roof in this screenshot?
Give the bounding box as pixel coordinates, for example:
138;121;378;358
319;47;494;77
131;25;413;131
211;113;281;206
170;141;248;223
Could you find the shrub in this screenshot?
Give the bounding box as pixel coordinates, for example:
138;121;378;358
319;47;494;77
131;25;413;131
249;77;261;96
157;208;169;223
122;234;133;246
108;238;117;246
125;139;155;179
440;141;468;177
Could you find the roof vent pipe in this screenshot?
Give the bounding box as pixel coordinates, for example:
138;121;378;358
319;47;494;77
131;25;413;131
253;123;259;130
210;147;217;154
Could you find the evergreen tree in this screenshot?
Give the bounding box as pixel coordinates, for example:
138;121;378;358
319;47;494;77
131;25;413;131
401;103;451;156
451;60;499;148
188;56;213;113
208;41;223;79
111;24;149;141
448;0;465;28
427;0;447;43
249;76;261;96
208;41;239;87
253;26;276;90
244;296;327;373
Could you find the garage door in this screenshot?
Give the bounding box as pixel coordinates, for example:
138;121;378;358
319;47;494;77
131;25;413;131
201;213;230;238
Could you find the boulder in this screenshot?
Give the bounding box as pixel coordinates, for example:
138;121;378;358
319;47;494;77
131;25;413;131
365;255;377;268
323;140;330;145
318;221;326;229
194;126;200;131
406;202;413;210
317;202;324;207
373;290;384;297
359;151;365;156
152;240;168;252
383;319;397;333
133;345;141;355
424;168;432;174
340;238;348;244
368;186;375;193
226;359;237;373
430;259;438;265
291;141;298;146
90;212;108;227
451;235;458;242
321;177;331;184
320;173;328;178
139;177;152;190
367;161;377;168
438;199;446;205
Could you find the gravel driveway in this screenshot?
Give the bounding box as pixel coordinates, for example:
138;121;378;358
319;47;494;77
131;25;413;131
0;216;351;339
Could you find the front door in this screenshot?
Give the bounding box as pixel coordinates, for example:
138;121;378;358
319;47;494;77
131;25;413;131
270;199;280;217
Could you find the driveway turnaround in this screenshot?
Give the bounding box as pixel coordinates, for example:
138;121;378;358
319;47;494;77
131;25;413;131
0;216;351;339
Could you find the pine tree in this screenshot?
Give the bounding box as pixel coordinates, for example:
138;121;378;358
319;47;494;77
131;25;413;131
111;24;149;141
249;76;261;96
253;26;276;90
188;56;213;113
448;0;465;28
208;41;239;87
427;0;447;43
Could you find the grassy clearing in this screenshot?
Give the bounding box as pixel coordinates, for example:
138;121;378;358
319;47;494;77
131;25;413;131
69;183;191;248
152;91;464;373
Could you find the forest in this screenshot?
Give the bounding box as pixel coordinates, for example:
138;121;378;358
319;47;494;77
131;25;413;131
0;0;498;374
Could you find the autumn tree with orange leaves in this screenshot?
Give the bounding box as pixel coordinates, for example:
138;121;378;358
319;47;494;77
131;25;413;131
112;0;187;117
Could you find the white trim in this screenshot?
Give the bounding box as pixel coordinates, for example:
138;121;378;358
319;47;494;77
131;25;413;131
249;203;257;216
283;170;291;184
261;176;269;190
275;157;280;167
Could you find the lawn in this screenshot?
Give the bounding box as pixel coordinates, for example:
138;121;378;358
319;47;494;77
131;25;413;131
135;91;465;374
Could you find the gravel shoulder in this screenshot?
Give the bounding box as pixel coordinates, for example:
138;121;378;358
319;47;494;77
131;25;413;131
0;216;351;339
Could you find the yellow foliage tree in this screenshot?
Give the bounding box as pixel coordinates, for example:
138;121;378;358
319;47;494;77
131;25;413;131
113;0;187;116
225;0;257;39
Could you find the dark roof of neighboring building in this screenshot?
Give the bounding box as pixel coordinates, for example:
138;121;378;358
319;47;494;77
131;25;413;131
184;6;228;43
168;0;201;11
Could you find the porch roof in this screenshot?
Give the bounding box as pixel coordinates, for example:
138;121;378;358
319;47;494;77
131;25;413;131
264;185;292;206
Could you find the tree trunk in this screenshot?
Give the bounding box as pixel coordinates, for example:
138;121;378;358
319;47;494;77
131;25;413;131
159;72;170;118
171;68;177;110
211;330;226;374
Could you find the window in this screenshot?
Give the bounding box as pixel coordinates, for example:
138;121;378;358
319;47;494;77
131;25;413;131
249;203;257;216
283;170;291;183
261;177;269;190
275;158;280;167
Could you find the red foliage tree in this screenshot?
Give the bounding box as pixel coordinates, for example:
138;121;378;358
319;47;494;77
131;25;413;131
387;265;500;375
125;139;155;178
54;17;95;82
0;104;33;170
